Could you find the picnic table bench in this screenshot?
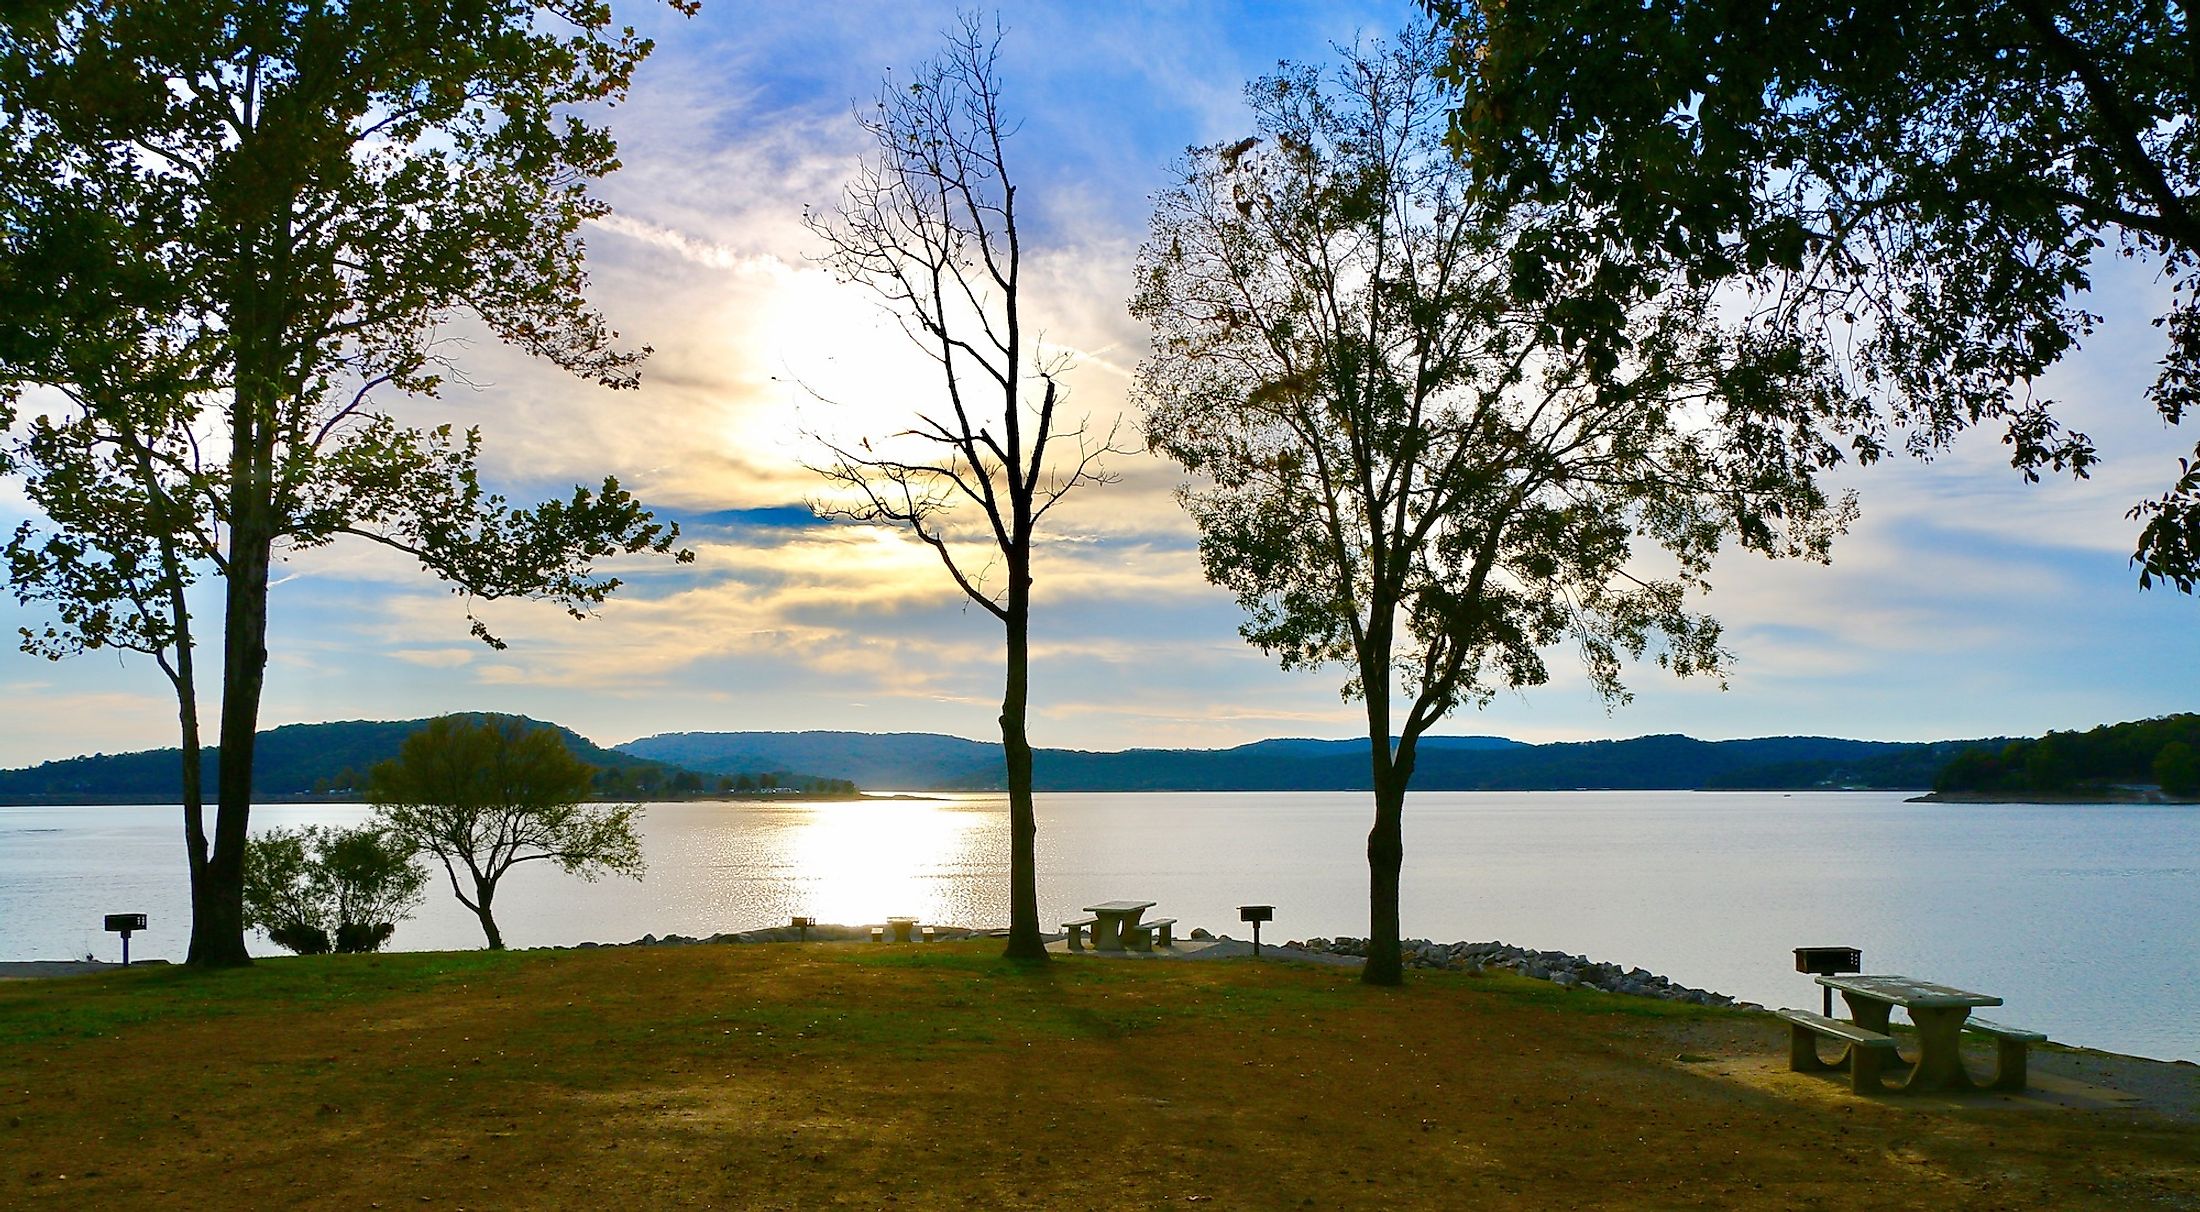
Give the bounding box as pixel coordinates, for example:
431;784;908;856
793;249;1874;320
1061;917;1099;950
1964;1017;2049;1091
1775;1008;1899;1093
1124;917;1178;951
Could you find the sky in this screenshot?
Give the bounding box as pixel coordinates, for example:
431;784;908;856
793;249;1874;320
2;1;2195;768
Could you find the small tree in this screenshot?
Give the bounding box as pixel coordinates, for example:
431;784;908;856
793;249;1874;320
1135;27;1853;985
803;15;1121;962
369;716;644;951
243;824;427;956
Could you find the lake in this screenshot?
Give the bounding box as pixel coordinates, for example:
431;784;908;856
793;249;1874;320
3;791;2194;1062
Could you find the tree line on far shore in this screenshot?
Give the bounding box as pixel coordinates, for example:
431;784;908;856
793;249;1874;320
320;761;857;801
1935;714;2200;800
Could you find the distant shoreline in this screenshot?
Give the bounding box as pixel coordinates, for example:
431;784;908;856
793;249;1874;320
1907;790;2198;805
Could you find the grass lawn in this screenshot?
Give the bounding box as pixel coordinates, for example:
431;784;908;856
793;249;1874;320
2;942;2195;1208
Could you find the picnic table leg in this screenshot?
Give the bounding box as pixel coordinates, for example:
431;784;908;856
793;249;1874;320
1834;991;1897;1075
1986;1037;2030;1092
1787;1023;1837;1073
1903;1007;1976;1092
1837;991;1894;1036
1094;916;1123;952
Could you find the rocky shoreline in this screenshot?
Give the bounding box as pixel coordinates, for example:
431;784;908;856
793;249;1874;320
576;922;1744;1009
1282;936;1748;1007
574;923;1003;948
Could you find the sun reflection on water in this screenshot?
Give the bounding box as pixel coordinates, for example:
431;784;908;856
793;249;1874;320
777;798;1008;926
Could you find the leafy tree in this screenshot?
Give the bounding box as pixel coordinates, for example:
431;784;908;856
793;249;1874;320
2156;740;2200;797
369;715;643;951
0;1;694;966
804;15;1120;962
242;823;426;955
1134;27;1852;984
1428;0;2200;589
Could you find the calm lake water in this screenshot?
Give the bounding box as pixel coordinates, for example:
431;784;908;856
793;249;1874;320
3;791;2194;1062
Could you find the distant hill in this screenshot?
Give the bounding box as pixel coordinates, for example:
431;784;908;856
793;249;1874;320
7;718;2045;804
0;716;853;805
618;729;1991;793
622;731;1002;791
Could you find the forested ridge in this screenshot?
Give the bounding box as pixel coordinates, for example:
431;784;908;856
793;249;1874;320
11;714;2191;804
1933;715;2200;799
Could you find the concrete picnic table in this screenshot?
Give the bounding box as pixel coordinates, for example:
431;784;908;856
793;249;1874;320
885;916;919;943
1082;900;1156;952
1816;974;2002;1092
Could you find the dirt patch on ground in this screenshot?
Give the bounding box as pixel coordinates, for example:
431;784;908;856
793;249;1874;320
2;943;2195;1208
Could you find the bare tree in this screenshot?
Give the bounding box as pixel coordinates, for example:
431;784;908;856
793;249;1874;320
804;14;1117;961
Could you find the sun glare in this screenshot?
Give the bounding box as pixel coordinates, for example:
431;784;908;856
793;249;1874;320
781;798;1007;927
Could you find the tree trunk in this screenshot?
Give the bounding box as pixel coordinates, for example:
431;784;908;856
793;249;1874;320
473;881;504;951
1363;769;1407;986
998;547;1047;961
172;617;210;949
189;513;270;968
1360;642;1405;987
153;468;212;947
177;688;210;958
190;274;279;967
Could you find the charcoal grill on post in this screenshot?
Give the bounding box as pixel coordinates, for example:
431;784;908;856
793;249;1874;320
1239;905;1274;957
1794;946;1862;1016
104;913;146;967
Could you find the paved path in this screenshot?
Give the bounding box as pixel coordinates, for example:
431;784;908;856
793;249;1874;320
0;960;167;980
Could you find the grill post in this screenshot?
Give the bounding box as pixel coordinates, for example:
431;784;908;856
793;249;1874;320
1238;905;1274;957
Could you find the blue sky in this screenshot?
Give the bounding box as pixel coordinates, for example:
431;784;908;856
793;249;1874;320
1;1;2194;768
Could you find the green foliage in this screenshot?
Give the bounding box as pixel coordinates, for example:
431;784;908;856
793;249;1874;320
0;0;695;654
2154;741;2200;798
1932;714;2200;797
370;715;644;949
242;825;427;955
1431;0;2200;589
